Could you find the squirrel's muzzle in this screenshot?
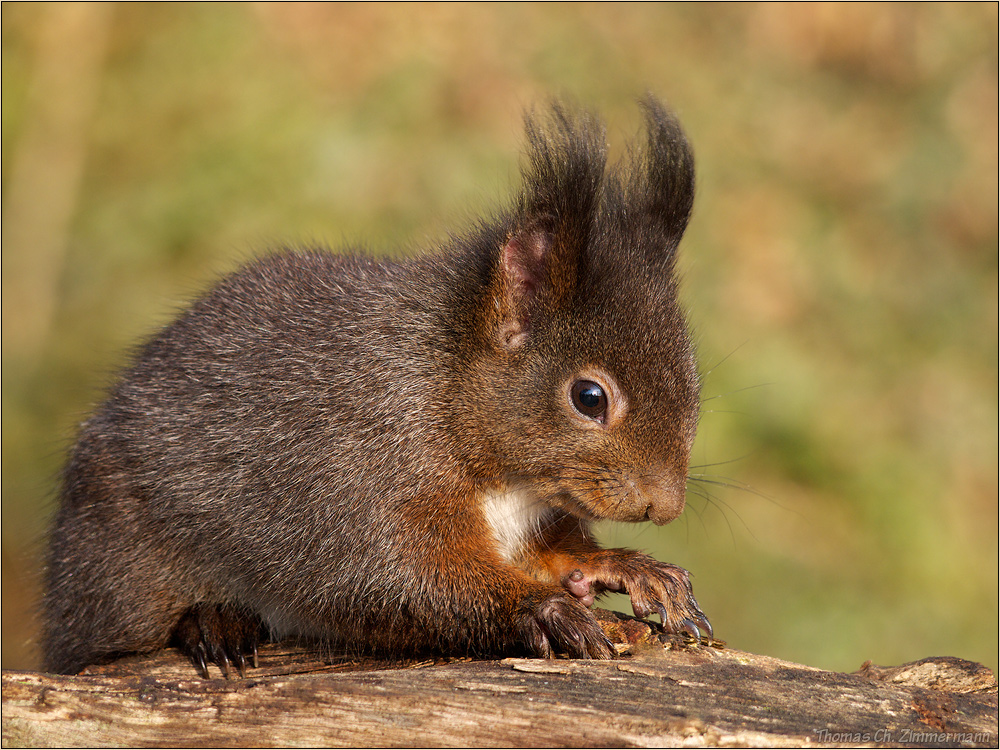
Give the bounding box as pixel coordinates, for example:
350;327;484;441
639;471;687;526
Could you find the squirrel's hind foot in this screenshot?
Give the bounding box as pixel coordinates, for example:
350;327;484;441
520;590;616;660
172;603;262;679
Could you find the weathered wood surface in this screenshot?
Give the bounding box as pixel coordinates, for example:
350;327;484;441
3;612;997;748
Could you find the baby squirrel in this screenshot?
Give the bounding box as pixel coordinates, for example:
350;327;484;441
43;96;712;677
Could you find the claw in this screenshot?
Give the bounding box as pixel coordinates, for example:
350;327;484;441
694;612;713;640
234;651;247;678
654;602;670;629
251;644;259;669
217;651;232;680
194;645;210;680
535;631;554;659
680;618;700;640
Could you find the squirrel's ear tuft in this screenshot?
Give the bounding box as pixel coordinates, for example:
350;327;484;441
518;103;606;248
612;95;695;268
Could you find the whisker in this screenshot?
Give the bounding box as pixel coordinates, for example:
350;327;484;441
684;485;742;547
688;473;795;516
677;491;710;542
699;382;772;404
688;454;756;470
698;341;749;380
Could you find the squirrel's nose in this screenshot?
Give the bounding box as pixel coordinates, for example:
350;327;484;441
641;472;687;525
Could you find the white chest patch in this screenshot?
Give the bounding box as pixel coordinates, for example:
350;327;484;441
480;486;552;564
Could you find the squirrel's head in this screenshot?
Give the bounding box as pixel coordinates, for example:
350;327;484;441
454;96;699;526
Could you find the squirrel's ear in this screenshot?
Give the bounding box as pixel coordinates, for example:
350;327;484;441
487;101;606;350
495;226;553;350
490;102;605;350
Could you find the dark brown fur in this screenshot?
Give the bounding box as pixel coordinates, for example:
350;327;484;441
43;97;711;676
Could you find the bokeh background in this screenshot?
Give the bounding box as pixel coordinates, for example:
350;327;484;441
3;4;997;674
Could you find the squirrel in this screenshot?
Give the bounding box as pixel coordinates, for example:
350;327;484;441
42;96;712;678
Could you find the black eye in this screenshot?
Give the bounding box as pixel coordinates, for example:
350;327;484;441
571;380;607;422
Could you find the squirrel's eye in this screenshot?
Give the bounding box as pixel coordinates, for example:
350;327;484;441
571;380;607;422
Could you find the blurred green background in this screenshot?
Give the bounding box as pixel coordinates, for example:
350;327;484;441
3;4;997;674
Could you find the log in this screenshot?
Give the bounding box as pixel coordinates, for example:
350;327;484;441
3;611;996;748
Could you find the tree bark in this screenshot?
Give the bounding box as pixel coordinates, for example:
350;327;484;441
3;611;996;748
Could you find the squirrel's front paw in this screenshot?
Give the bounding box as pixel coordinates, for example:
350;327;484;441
519;590;615;660
579;552;712;640
172;603;262;679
